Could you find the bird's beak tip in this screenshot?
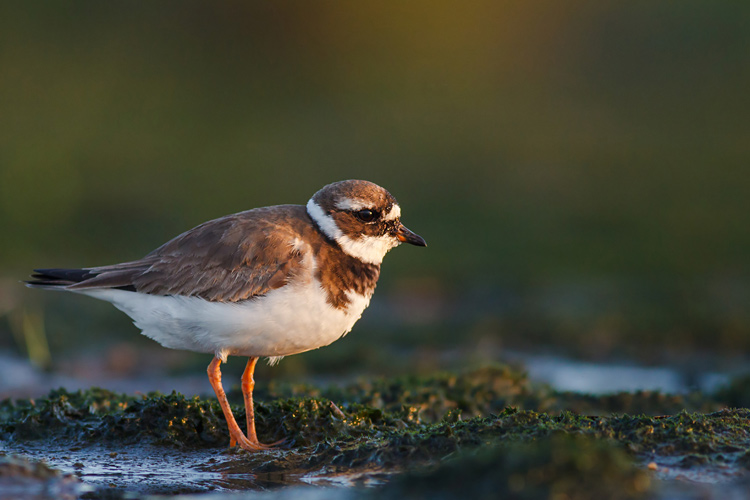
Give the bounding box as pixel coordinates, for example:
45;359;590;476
396;225;427;247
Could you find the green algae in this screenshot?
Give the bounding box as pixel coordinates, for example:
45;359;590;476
0;366;741;455
301;365;531;422
0;388;227;446
257;364;720;421
1;364;749;497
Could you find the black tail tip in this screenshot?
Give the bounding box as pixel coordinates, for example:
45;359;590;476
26;268;92;287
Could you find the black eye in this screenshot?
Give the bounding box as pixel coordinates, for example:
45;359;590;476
355;209;377;222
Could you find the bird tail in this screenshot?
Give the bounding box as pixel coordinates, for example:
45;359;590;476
26;268;97;289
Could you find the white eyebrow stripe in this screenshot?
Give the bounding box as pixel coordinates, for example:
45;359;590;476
334;198;368;211
336;198;401;223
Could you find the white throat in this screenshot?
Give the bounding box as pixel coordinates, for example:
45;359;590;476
306;199;399;265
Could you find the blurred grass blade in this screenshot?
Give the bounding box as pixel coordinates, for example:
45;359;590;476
10;306;51;370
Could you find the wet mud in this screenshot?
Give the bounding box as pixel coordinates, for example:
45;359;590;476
2;365;750;499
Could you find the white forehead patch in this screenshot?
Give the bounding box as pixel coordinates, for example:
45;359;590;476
384;204;401;221
307;198;400;265
335;197;368;211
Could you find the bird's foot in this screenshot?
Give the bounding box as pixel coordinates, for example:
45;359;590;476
229;430;283;451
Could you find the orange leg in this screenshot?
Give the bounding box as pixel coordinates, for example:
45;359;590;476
242;357;260;444
241;357;284;449
207;356;268;451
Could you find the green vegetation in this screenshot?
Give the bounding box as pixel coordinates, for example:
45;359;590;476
2;367;747;480
4;365;750;497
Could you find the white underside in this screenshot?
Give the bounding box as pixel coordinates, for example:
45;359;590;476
77;279;372;362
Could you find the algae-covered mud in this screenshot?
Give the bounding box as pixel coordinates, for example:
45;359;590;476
1;365;750;499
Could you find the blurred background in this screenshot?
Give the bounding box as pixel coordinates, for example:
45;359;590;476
1;1;748;398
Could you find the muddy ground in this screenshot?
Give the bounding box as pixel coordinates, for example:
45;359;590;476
2;365;750;499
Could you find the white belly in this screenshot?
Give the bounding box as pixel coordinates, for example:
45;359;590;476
80;280;372;361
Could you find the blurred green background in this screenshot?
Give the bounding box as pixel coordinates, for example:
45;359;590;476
1;2;748;382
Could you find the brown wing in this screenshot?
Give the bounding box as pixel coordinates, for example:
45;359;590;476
67;205;309;302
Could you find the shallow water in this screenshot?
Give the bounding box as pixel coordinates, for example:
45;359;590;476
6;440;750;500
5;442;385;499
511;352;731;395
10;443;299;495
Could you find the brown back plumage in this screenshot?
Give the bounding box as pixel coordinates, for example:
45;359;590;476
29;204;381;307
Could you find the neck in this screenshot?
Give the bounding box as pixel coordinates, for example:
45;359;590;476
316;251;381;310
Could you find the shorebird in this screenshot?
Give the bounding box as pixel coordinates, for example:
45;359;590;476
27;180;426;451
